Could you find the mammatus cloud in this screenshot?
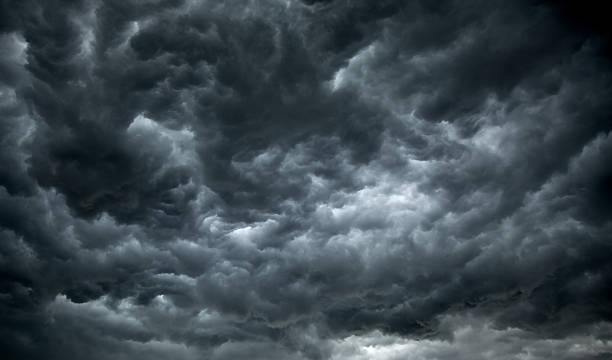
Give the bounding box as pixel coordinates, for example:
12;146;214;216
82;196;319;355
1;0;611;358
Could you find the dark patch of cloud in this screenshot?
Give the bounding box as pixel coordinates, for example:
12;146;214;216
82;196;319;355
1;0;612;358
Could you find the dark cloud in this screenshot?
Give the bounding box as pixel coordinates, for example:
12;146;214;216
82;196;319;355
1;0;612;358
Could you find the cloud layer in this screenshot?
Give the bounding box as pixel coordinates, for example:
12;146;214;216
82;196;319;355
1;0;612;358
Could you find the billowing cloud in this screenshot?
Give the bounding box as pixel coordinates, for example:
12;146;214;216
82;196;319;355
1;0;611;358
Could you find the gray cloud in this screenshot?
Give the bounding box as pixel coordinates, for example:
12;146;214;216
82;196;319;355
1;0;611;358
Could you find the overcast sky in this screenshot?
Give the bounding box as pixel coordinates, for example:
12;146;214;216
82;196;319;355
1;0;612;359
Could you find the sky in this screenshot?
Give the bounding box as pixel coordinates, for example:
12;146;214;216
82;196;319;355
1;0;612;359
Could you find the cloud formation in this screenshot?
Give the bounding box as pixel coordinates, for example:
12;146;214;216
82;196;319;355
1;0;611;358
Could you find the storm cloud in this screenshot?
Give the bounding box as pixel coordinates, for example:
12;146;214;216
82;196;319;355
1;0;611;358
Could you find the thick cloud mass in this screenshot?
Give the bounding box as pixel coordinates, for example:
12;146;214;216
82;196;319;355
1;0;612;358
